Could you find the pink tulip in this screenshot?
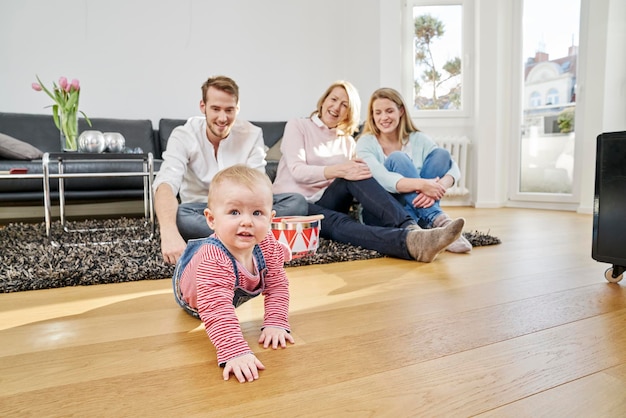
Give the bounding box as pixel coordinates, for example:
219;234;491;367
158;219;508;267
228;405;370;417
71;79;80;91
58;77;68;90
32;82;42;91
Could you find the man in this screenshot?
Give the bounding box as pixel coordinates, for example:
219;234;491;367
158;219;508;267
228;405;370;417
153;75;307;264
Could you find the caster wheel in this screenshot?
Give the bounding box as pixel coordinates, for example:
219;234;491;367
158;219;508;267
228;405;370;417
605;267;623;283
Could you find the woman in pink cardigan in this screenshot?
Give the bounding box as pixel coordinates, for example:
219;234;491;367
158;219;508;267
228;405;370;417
272;80;464;263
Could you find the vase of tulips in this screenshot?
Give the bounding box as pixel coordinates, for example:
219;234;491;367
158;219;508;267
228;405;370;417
32;75;91;151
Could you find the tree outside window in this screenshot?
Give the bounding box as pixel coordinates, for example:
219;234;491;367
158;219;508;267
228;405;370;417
412;5;462;111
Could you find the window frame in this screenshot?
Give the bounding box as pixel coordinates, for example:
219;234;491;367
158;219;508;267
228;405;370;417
530;91;542;107
403;0;474;119
545;88;560;105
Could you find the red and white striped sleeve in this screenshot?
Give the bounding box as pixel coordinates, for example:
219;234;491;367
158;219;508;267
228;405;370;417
259;233;291;331
195;245;252;366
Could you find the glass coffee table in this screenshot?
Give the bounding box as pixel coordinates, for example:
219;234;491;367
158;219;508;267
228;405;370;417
41;152;156;244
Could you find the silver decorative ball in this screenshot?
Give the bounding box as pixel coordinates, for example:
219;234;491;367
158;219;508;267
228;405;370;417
104;132;126;153
78;130;106;153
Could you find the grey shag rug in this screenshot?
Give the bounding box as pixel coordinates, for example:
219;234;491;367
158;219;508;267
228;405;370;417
0;218;500;293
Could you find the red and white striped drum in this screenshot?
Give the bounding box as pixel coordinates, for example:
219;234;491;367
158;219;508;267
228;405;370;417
270;215;324;259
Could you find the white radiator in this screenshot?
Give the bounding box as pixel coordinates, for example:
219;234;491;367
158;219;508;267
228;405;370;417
433;135;470;196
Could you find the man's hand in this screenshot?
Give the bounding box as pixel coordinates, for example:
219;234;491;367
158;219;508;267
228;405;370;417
223;354;265;383
154;184;185;264
160;227;186;264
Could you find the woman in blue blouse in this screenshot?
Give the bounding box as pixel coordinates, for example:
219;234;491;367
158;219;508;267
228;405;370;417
355;87;471;253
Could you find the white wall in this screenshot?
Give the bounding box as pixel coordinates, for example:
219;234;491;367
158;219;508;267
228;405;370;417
0;0;379;123
602;0;626;133
471;0;513;209
575;0;626;214
1;0;621;212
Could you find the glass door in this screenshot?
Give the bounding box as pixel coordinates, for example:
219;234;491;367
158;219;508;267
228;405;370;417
510;0;581;205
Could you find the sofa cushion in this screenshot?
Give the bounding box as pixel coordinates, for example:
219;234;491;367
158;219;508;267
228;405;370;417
158;118;186;155
0;132;44;160
0;112;159;157
0;112;60;153
252;121;286;149
265;138;282;161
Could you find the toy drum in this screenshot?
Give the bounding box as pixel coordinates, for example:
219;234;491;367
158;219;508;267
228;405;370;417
270;215;324;259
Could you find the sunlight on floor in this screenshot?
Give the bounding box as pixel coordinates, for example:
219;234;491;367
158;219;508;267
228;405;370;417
237;259;428;322
0;288;171;330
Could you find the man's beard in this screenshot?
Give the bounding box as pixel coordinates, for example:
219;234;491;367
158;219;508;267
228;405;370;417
208;122;232;140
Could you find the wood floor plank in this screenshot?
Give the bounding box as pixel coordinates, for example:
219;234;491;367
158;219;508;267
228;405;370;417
2;281;623;414
9;305;617;417
206;309;626;416
605;362;626;382
0;208;623;417
478;372;626;417
0;279;172;330
0;303;198;357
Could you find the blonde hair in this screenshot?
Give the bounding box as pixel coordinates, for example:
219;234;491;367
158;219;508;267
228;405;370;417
360;87;419;144
311;80;361;135
208;165;272;209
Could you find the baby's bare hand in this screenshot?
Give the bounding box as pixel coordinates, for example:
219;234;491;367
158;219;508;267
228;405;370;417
223;354;265;383
259;327;295;349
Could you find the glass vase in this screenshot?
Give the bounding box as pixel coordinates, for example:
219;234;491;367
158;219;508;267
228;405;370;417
59;111;79;152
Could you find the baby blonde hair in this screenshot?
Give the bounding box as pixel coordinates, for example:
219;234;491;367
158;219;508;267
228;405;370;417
207;165;272;209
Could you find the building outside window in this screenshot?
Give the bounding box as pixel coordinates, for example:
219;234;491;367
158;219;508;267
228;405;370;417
530;91;542;107
518;0;580;194
546;88;560;105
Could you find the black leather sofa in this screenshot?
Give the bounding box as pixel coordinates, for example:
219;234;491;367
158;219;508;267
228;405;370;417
0;112;285;205
0;112;160;204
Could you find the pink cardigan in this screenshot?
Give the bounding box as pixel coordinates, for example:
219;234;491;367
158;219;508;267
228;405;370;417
272;116;356;202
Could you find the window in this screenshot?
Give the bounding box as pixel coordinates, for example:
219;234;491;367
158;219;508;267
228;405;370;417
515;0;580;197
404;0;472;117
545;88;559;105
529;91;542;107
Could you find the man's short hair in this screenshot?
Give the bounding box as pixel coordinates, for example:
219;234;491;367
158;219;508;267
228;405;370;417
201;76;239;104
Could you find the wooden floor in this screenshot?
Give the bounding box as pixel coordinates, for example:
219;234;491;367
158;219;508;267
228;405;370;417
1;207;625;417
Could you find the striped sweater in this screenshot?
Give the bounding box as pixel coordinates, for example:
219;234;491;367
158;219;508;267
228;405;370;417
179;232;291;365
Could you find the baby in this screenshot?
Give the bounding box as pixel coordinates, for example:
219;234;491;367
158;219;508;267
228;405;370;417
172;164;294;383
